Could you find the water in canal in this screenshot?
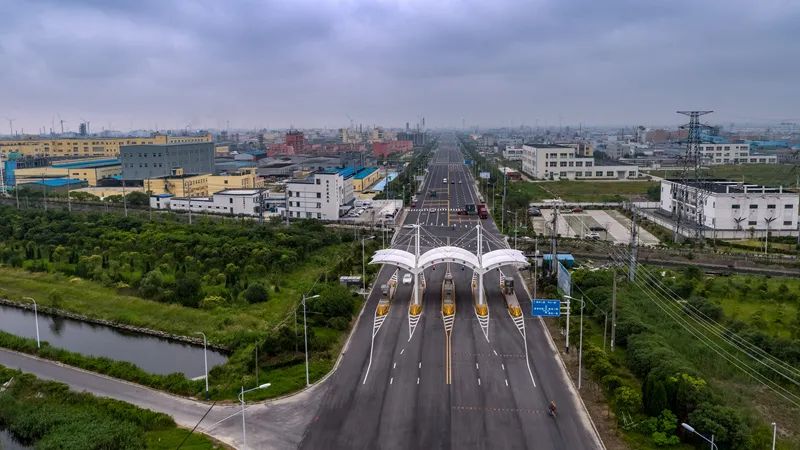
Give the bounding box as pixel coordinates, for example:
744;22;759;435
0;429;31;450
0;304;227;378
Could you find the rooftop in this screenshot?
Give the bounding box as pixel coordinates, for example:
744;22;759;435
52;158;121;169
353;167;379;180
523;143;573;149
665;178;796;194
26;178;84;187
216;189;261;196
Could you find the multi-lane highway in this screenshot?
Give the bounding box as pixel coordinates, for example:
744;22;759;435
301;135;602;449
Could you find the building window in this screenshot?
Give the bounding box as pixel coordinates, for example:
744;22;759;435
767;204;776;209
316;193;321;198
316;203;321;208
316;179;321;185
596;171;602;177
731;204;740;209
784;221;793;226
785;204;794;209
748;220;757;226
749;204;758;209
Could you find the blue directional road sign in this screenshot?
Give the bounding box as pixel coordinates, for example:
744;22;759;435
464;159;473;166
532;299;561;317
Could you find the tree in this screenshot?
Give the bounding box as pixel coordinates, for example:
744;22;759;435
125;191;150;207
174;273;202;307
243;282;269;304
643;373;669;416
687;403;749;450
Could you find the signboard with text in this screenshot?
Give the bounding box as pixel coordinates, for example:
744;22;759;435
479;171;491;179
532;299;561;317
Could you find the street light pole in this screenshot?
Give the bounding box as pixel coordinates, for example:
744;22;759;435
771;422;777;450
239;383;271;450
23;297;40;348
681;423;718;450
303;293;320;386
194;331;209;398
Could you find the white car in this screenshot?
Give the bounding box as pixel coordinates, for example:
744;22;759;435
585;231;601;240
402;273;413;285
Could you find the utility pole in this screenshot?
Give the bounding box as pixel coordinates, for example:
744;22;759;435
122;178;128;218
501;169;507;232
764;217;776;255
611;273;617;351
550;205;558;276
629;204;638;281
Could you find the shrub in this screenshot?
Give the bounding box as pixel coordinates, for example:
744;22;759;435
243;282;269;304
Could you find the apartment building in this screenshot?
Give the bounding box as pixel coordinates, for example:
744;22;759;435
697;143;777;165
660;179;798;231
285;168;355;220
521;144;638;180
0;133;212;158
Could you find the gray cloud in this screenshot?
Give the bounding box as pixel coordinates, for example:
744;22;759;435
1;0;798;132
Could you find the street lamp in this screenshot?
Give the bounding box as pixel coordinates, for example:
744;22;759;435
771;422;777;450
22;297;40;348
506;209;519;249
239;383;271;450
194;331;209;398
681;423;718;450
362;235;375;295
302;294;321;386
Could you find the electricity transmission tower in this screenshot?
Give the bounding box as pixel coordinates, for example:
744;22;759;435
674;110;713;242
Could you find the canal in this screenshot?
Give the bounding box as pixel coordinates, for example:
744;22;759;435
0;429;31;450
0;304;227;378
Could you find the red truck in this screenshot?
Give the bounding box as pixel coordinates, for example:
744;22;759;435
477;204;488;219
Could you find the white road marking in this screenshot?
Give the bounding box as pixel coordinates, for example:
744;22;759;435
390;377;394;384
478;378;481;386
418;362;422;369
400;348;405;355
393;362;396;369
475;363;479;370
417;377;420;385
493;350;498;356
501;363;505;371
505;379;509;387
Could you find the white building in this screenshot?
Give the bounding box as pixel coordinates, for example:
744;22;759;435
150;189;284;217
520;144;639;180
697;143;777;165
285;168;355;220
660;179;798;232
503;146;524;161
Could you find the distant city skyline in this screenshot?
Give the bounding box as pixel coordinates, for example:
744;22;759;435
2;0;799;133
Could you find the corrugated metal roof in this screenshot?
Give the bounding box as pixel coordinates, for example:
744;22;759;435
52;159;121;169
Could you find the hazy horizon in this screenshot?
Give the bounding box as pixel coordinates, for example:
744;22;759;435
2;0;799;133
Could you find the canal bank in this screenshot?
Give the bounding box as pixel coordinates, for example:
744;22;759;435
0;301;227;378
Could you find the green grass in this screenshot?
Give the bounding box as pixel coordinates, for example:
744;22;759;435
703;274;800;339
0;365;221;449
145;428;222;449
506;180;658;203
647;164;799;187
0;243;348;349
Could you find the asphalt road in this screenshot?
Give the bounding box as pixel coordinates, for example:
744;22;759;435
0;135;603;449
300;135;603;449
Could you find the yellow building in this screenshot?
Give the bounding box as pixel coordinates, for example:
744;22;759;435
207;167;262;193
0;133;212;158
144;167;262;196
351;167;381;192
145;173;210;197
14;158;122;186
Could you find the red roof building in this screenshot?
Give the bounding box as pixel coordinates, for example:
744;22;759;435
373;140;412;157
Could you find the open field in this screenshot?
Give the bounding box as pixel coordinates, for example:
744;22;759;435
504;180;658;206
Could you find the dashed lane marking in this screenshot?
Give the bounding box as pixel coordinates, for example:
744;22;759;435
505;379;509;387
452;406;543;415
390;377;394;384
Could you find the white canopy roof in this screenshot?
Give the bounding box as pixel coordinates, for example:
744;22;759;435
370;245;528;273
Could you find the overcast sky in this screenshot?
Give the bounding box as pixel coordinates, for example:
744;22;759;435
2;0;798;133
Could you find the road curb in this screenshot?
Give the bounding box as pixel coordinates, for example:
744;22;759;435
517;277;607;450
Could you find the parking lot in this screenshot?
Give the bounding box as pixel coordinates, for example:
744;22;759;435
531;208;660;246
340;199;403;226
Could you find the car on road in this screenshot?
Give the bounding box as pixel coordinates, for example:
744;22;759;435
451;180;455;184
585;231;600;240
402;224;415;229
571;207;584;213
443;178;447;184
527;207;541;216
402;273;413;285
458;180;462;184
